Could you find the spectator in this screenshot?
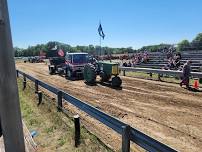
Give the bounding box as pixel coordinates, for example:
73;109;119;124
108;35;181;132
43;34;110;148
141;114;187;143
180;60;192;89
143;52;149;63
137;54;140;60
128;61;132;67
172;52;181;69
123;62;127;67
174;58;181;69
176;52;182;60
167;57;174;69
167;50;173;59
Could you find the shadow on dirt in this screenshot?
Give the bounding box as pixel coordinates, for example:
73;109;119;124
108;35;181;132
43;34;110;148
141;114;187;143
97;81;123;90
184;87;202;92
84;81;97;86
84;81;122;90
65;76;84;81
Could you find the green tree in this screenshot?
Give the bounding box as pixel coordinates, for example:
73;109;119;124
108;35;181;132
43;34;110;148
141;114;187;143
191;33;202;49
194;33;202;42
177;40;190;51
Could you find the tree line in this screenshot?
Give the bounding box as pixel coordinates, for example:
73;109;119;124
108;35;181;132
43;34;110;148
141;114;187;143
14;33;202;57
138;33;202;52
14;41;136;57
177;33;202;51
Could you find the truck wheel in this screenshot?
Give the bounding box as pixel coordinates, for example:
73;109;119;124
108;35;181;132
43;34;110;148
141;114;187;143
49;66;55;75
84;64;96;84
111;76;122;87
66;68;73;80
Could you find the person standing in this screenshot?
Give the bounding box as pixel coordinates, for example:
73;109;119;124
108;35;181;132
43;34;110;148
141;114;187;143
180;60;191;88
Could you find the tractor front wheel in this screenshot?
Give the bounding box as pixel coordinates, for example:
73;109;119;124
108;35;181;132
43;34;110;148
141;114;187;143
111;76;122;87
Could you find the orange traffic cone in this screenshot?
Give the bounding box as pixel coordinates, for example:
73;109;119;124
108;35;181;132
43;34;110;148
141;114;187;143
193;78;199;89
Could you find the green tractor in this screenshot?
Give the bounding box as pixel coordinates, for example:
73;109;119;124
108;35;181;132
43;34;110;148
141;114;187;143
83;61;122;87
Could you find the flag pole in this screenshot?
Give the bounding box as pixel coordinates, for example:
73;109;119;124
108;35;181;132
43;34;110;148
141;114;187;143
99;20;101;57
100;33;101;56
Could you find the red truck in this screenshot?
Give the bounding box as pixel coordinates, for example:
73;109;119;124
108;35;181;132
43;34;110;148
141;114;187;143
48;52;89;80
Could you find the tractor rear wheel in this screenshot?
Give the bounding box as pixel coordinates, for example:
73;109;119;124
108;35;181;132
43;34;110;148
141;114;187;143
84;64;96;84
111;76;122;87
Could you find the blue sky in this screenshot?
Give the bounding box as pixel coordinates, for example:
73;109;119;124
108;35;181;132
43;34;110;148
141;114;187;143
8;0;202;49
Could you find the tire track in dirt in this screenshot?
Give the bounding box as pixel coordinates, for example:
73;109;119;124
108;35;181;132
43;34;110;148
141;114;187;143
16;62;202;152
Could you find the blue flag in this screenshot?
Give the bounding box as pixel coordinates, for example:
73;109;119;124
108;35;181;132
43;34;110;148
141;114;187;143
98;23;105;39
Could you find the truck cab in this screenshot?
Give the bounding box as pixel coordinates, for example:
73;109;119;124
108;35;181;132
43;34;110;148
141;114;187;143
65;52;89;79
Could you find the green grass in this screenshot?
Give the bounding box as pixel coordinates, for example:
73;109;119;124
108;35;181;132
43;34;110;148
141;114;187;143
18;79;113;152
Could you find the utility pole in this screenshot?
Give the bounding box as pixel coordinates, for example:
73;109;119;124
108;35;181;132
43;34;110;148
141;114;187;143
0;0;25;151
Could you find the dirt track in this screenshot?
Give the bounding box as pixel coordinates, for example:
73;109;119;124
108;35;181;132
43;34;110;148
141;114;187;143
16;62;202;152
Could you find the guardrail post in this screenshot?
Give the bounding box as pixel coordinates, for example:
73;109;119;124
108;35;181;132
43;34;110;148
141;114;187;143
23;73;26;90
122;125;130;152
123;70;126;76
57;91;63;112
35;80;39;93
16;70;19;78
158;74;161;81
74;114;80;147
37;91;42;106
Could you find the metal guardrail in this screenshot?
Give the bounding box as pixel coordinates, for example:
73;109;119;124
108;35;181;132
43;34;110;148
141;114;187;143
17;70;177;152
120;67;202;78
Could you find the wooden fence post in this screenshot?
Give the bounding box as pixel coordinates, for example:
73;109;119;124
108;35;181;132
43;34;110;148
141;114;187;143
74;115;80;147
122;125;130;152
0;0;25;150
158;74;162;81
57;91;62;112
37;91;42;106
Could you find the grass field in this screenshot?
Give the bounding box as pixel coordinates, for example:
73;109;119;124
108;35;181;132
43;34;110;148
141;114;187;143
18;79;112;152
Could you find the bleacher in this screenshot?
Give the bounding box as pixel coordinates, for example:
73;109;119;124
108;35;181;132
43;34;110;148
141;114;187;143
134;51;202;72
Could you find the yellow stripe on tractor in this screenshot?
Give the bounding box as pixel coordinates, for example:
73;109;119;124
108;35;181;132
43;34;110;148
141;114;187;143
112;65;119;75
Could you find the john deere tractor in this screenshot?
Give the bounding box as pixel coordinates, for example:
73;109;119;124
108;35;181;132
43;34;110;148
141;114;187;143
83;60;122;87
